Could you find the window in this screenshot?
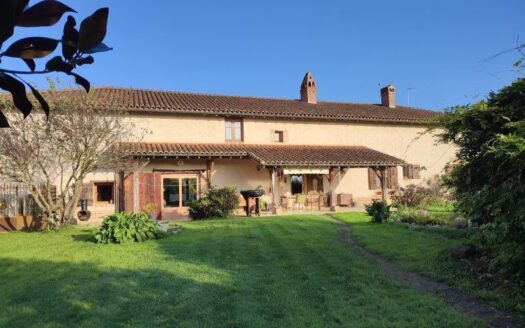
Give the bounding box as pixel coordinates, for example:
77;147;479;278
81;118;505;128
368;167;398;190
225;119;243;141
274;130;284;143
403;164;421;179
95;183;114;203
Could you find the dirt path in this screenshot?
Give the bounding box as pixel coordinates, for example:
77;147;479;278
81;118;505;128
325;215;521;328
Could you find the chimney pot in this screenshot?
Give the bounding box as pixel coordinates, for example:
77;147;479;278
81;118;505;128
381;84;396;108
300;72;317;104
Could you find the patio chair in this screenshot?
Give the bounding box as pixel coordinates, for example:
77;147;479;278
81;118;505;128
306;193;320;211
280;196;290;212
295;194;307;211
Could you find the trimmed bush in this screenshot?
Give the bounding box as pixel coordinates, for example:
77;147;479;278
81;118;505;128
188;186;239;220
94;212;160;244
365;199;391;223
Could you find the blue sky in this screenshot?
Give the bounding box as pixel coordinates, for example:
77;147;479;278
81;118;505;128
3;0;524;110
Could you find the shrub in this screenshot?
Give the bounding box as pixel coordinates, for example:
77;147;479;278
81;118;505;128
188;186;239;220
391;184;432;207
431;79;525;280
142;203;157;218
365;199;391;223
421;196;454;212
471;225;525;280
392;207;448;226
94;212;159;244
424;174;447;199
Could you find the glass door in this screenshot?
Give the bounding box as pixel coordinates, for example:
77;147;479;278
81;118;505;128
162;174;199;218
163;178;180;208
181;178;198;207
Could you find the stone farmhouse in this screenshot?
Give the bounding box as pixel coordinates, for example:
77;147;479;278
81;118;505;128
80;73;454;220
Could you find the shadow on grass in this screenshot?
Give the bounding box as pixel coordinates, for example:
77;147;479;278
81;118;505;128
0;257;233;327
71;231;97;243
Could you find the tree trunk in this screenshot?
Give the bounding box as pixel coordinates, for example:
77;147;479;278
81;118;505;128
63;184;83;223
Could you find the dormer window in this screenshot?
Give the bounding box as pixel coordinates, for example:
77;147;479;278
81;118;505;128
225;119;243;142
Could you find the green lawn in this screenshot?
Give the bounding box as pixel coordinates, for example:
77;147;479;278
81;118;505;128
332;212;524;320
0;215;483;327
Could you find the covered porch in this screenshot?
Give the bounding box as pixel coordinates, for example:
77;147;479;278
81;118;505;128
120;143;405;219
246;145;405;214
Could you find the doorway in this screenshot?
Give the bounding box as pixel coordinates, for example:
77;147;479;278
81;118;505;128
291;175;303;194
306;175;324;193
162;174;199;219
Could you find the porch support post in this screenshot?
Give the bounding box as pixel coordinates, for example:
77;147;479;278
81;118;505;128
117;170;125;212
270;167;281;215
380;167;387;201
206;159;214;189
132;161;140;213
329;167;339;212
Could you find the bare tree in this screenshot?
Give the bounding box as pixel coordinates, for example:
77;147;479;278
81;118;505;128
0;86;145;227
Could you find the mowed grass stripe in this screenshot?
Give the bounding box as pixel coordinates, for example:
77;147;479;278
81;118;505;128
0;216;484;327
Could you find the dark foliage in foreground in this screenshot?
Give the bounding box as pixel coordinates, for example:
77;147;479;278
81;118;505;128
0;0;112;127
431;79;525;280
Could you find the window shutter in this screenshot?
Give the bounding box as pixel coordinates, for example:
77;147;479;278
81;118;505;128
404;164;421;179
368;168;378;190
413;165;421;179
79;182;94;206
388;167;399;189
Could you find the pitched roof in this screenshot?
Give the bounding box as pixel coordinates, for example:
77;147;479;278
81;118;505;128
124;142;405;167
56;87;439;124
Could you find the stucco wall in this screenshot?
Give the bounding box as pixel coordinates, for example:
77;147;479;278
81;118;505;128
130;115;225;143
243;119;453;181
128;114;454;182
211;159;269;191
74;113;455;221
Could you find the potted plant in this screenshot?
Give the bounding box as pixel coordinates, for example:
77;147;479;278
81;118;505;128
158;221;170;233
261;200;269;212
142;203;157;220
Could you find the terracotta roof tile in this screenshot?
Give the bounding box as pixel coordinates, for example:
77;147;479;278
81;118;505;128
123;143;405;167
48;87;440;124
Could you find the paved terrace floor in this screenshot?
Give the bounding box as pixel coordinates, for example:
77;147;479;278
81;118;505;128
245;206;367;218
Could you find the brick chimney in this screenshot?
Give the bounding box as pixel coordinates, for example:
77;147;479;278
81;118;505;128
300;72;317;104
380;84;396;108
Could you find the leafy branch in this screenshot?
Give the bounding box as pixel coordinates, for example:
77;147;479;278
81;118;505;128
0;0;112;128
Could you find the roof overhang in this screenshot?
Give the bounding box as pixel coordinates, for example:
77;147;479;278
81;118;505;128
122;143;405;168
